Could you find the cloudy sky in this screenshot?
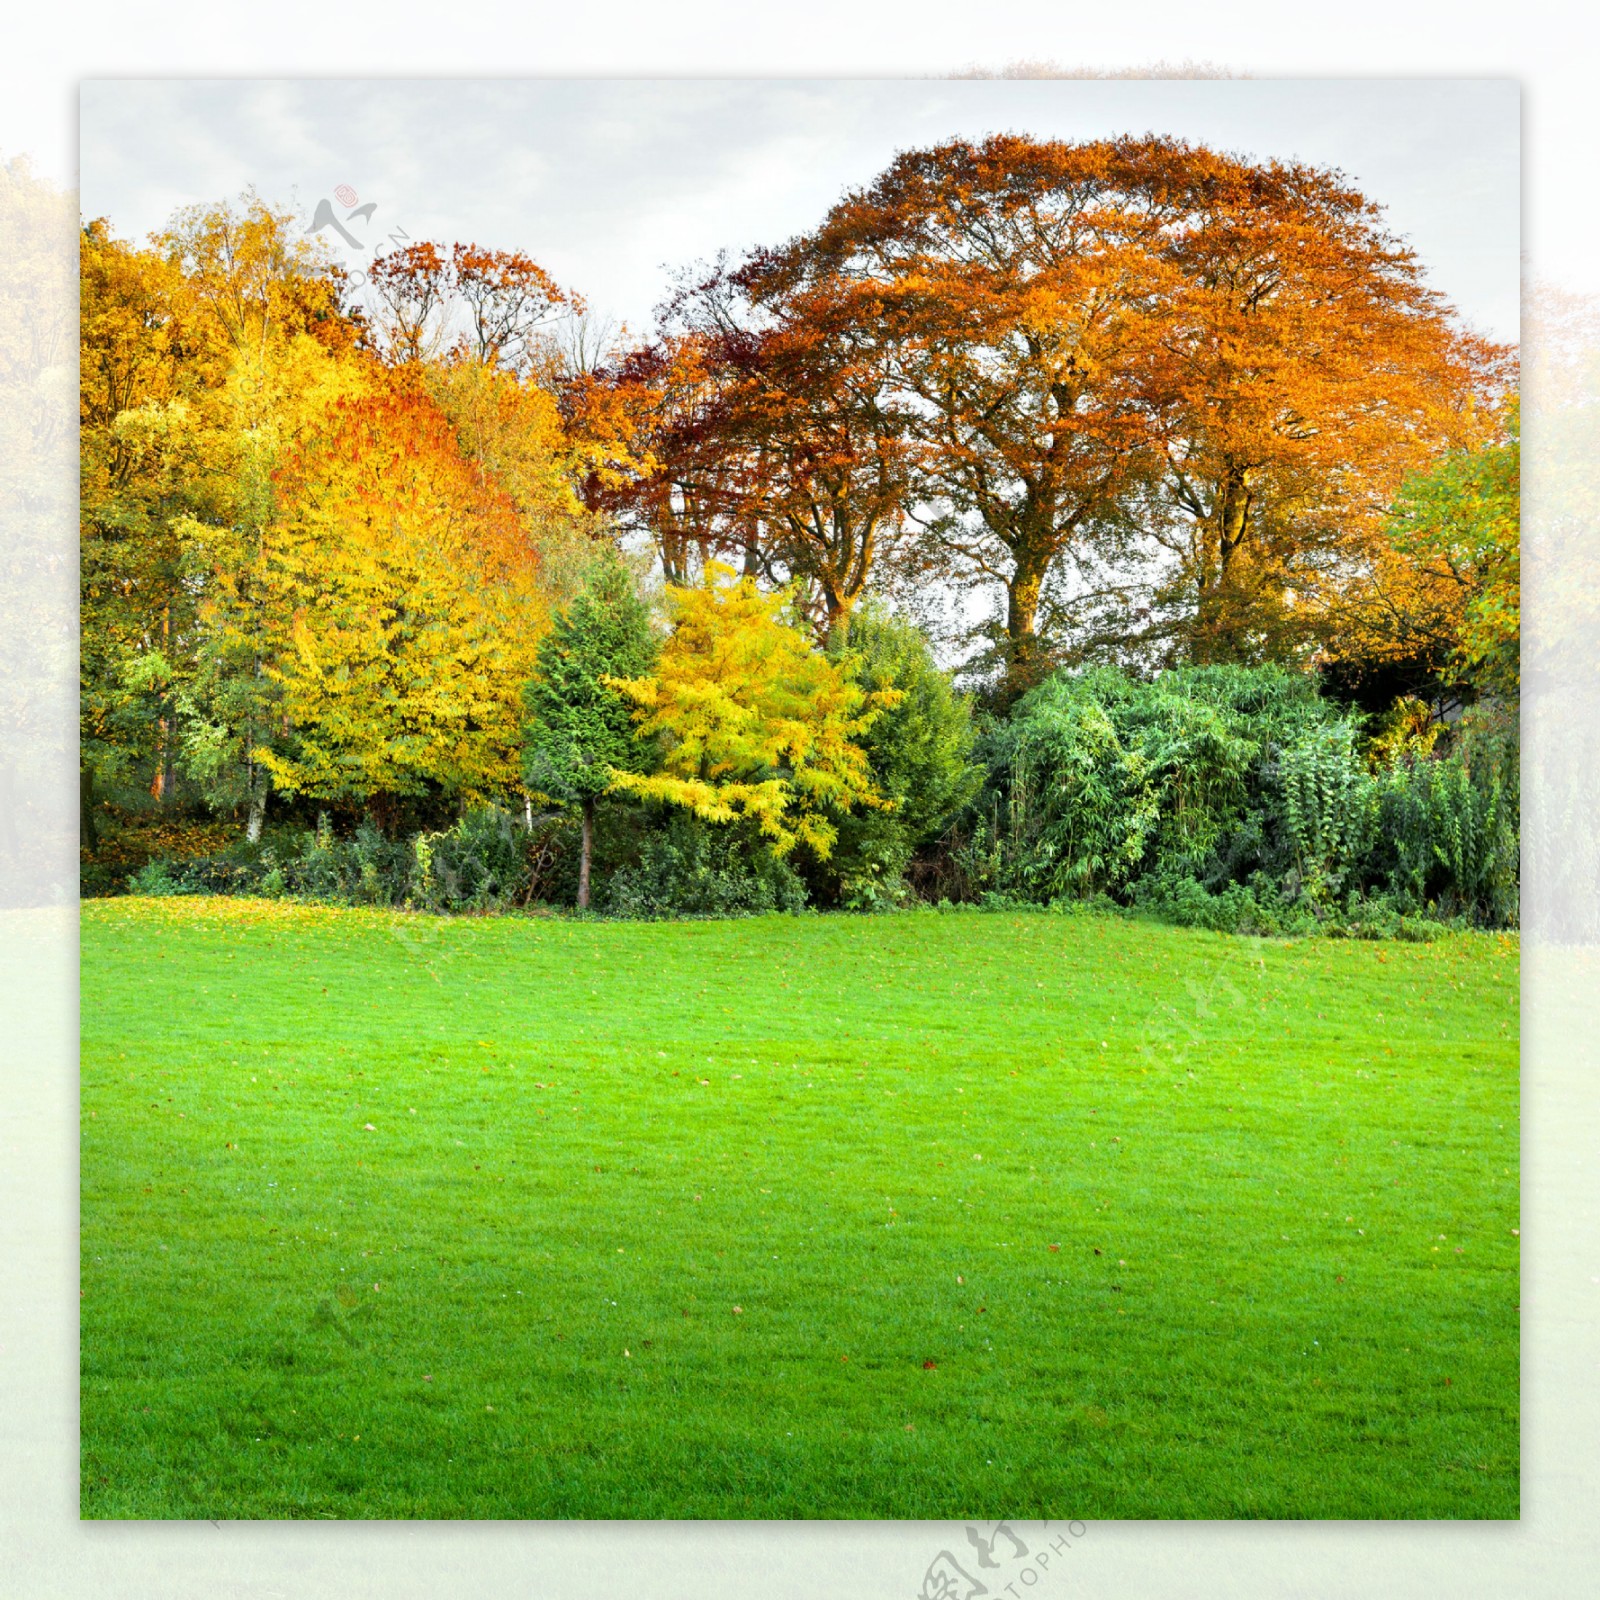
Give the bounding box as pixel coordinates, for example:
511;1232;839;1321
80;77;1519;344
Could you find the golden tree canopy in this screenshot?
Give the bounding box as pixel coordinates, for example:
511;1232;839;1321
606;564;899;857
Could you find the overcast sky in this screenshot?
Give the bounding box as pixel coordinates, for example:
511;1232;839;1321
80;77;1519;345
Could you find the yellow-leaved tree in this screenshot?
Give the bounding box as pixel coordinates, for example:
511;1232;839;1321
249;367;551;816
605;564;898;857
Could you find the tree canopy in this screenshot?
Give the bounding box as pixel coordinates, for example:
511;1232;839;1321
79;137;1517;923
605;564;898;859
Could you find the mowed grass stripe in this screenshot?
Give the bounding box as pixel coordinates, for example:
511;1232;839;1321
80;899;1519;1519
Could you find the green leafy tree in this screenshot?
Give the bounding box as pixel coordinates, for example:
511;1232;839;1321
523;548;658;908
1391;400;1520;701
824;603;980;906
1337;398;1520;704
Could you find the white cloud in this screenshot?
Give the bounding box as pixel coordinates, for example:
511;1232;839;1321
80;77;1519;342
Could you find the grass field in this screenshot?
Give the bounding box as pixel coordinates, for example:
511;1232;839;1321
79;898;1520;1520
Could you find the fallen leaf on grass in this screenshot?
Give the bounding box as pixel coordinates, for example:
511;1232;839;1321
923;1359;938;1370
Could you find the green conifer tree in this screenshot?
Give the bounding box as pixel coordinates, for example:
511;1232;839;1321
523;548;657;907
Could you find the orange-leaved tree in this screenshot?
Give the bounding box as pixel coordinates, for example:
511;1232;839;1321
604;563;898;857
364;240;579;372
759;135;1185;694
644;258;919;642
562;331;733;586
753;134;1508;689
1138;147;1511;665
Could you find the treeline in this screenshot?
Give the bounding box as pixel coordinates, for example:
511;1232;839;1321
80;135;1520;929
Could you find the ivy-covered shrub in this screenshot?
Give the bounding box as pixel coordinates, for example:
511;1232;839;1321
413;806;539;911
605;813;807;918
958;664;1334;902
281;817;416;906
1374;722;1518;927
1277;722;1379;904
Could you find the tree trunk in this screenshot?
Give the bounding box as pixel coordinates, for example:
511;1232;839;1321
80;764;98;853
1193;468;1253;664
245;789;267;844
1003;556;1050;701
150;720;171;804
577;795;595;910
822;589;852;651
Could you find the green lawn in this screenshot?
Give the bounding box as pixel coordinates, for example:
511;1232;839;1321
80;898;1519;1520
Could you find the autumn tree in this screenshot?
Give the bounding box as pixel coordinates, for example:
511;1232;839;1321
158;188;357;366
363;238;604;605
522;547;658;907
177;333;361;839
639;259;917;642
1330;398;1520;703
424;358;603;606
364;241;453;364
364;240;579;372
80;195;359;829
756;135;1505;693
455;243;577;370
80;218;202;818
246;371;549;816
760;136;1188;695
562;332;736;586
1136;149;1509;666
606;563;897;858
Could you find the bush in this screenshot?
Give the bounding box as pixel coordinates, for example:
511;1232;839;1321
127;859;193;897
1277;722;1379;904
958;664;1331;902
1375;742;1518;927
414;806;539;912
821;605;981;909
944;663;1518;932
119;806;553;914
282;817;414;906
81;809;238;896
604;813;808;918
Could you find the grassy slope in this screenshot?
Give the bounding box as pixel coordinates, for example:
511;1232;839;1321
80;899;1520;1519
